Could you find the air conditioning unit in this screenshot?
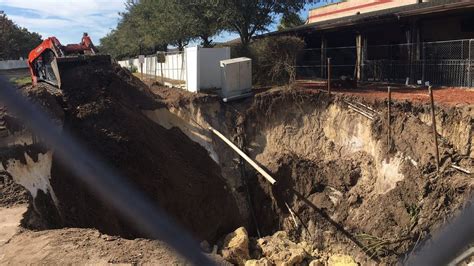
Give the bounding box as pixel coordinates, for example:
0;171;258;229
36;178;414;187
220;57;252;101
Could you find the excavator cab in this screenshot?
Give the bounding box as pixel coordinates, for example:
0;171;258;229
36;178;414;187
28;35;110;88
31;50;61;86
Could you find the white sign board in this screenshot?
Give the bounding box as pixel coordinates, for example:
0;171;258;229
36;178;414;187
138;55;145;64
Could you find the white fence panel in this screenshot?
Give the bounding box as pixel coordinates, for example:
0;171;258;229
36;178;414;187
118;47;231;92
119;53;186;82
0;60;28;70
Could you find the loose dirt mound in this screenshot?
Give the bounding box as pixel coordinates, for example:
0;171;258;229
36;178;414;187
0;226;231;265
0;173;28;207
12;62;241;242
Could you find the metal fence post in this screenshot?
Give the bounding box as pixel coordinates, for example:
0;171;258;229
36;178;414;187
469;39;473;87
321;36;327;79
422;42;426;84
327;57;331;94
387;86;392;150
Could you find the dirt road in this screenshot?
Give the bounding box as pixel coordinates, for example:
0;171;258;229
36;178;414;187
0;205;27;246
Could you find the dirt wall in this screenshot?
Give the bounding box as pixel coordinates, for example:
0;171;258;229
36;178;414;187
155;86;473;264
0;64;243;243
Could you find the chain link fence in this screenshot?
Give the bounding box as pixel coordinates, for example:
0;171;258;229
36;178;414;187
297;46;357;80
297;39;474;87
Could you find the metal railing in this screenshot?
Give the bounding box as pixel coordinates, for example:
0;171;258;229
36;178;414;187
297;39;474;87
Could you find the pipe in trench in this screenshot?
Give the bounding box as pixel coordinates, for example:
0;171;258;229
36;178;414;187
208;126;277;185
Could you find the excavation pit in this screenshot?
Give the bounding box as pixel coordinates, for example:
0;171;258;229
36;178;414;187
0;64;473;265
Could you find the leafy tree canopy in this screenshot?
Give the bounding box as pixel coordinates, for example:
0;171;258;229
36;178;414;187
278;12;306;31
0;13;42;60
100;0;322;58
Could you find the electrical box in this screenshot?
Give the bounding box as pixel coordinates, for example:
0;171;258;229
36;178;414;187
138;55;145;64
220;57;252;99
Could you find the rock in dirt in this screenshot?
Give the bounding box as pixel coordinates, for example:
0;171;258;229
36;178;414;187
256;231;312;265
245;258;272;266
221;227;250;265
328;254;357;266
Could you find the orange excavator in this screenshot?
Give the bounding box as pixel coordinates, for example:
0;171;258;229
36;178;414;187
28;33;110;88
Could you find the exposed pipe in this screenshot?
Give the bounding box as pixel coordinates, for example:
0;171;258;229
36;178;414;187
208;126;277;185
451;164;471;175
223;92;254;103
428;86;440;172
348;105;374;120
285;201;299;228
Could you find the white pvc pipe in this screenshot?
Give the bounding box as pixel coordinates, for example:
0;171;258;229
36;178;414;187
208;126;277;185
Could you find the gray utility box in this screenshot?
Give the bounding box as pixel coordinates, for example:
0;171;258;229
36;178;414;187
220;57;252;99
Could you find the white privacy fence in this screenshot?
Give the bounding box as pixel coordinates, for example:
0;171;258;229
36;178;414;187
118;47;231;92
0;59;28;70
119;52;186;81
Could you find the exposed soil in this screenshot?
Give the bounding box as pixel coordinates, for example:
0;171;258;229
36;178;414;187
1;62;242;243
1;64;473;265
0;227;232;265
150;84;473;264
297;80;474;107
0;201;230;265
0;174;28;207
243;88;472;264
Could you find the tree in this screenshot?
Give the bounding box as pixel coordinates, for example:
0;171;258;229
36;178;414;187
251;36;305;85
100;0;321;58
137;0;223;50
0;13;42;60
184;1;223;47
218;0;315;47
100;1;166;59
101;0;225;55
278;12;306;31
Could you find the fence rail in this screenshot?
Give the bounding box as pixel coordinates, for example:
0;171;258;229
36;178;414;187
297;39;473;87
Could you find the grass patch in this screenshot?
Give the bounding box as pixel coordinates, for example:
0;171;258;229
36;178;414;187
9;76;31;86
357;233;412;258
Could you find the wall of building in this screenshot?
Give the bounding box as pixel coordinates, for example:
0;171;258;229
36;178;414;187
421;14;474;42
308;0;421;23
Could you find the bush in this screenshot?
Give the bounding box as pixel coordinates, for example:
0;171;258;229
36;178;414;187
130;65;138;73
250;36;305;85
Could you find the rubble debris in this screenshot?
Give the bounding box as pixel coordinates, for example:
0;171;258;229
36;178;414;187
221;227;251;265
327;254;358;266
256;231;313;265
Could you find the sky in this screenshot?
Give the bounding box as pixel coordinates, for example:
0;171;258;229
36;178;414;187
0;0;338;45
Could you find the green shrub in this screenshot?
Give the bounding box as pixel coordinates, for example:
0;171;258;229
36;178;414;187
130;65;138;73
250;36;305;86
